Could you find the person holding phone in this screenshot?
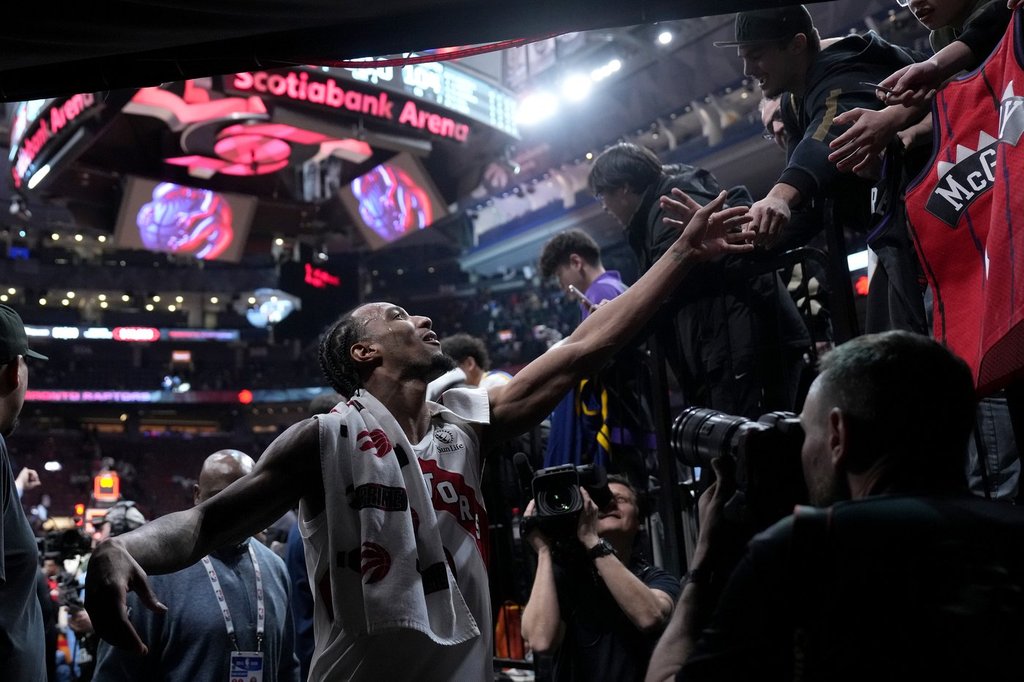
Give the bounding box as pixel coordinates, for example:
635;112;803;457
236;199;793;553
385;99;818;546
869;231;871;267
715;5;919;244
538;230;635;472
539;229;627;321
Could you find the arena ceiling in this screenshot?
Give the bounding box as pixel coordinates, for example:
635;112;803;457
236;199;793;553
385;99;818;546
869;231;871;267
0;0;831;102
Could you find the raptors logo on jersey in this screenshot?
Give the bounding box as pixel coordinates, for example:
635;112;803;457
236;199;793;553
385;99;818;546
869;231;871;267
906;10;1024;393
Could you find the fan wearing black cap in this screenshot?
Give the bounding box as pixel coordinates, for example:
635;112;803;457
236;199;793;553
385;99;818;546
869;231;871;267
715;5;919;248
0;304;48;682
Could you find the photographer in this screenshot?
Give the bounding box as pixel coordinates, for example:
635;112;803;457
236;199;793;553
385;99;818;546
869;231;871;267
647;331;1024;681
521;475;681;681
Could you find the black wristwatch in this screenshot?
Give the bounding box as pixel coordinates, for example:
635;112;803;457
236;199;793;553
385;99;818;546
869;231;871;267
587;538;617;561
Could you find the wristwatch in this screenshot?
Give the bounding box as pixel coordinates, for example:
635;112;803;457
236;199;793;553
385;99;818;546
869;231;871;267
587;538;617;561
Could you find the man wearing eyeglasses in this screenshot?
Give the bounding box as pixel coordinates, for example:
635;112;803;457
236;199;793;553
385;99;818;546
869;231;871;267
521;475;681;682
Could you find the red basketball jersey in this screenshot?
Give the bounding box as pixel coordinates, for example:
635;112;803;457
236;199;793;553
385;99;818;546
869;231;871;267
906;10;1024;394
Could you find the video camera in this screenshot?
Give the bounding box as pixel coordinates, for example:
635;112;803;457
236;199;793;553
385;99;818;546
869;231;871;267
39;527;92;563
671;407;807;532
527;463;613;540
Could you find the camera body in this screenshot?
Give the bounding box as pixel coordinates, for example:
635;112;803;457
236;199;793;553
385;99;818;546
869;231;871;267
671;407;807;532
39;527;92;563
529;463;613;540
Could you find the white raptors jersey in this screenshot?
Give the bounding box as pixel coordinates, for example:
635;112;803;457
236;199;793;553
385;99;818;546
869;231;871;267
300;387;492;681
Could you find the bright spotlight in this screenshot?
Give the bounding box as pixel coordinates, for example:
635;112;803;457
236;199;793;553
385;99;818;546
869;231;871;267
517;91;559;125
561;74;592;102
658;30;673;45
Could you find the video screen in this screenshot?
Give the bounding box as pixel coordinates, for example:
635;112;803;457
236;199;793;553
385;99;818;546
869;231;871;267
114;177;257;262
338;153;448;250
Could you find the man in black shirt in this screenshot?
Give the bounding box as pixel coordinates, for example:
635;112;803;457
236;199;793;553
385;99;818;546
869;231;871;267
588;144;810;417
522;475;680;681
716;5;919;246
647;330;1024;680
0;304;49;682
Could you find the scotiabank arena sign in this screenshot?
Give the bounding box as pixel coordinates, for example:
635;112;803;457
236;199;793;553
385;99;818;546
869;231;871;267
10;94;101;189
229;69;471;142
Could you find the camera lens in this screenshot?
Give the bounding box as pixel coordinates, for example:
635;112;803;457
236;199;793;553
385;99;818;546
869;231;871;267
539;485;581;515
548;489;573;512
670;406;749;467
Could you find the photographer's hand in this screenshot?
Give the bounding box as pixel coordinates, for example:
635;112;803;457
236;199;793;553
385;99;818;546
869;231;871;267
576;487;601;550
522;499;552;553
521;499;565;653
647;457;739;682
693;456;738;568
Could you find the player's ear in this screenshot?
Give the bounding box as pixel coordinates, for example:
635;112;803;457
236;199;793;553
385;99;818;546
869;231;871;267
350;340;380;365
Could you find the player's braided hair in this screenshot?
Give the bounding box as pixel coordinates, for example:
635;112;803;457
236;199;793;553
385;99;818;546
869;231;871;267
317;309;367;399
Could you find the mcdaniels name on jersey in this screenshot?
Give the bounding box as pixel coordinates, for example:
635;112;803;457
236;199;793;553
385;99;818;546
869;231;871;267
926;82;1024;228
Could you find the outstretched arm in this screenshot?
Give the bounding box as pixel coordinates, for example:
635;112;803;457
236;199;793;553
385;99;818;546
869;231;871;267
85;418;320;654
483;190;753;445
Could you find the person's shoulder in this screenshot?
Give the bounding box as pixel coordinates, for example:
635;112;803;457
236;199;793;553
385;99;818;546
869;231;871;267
250;539;289;573
275;416;321;449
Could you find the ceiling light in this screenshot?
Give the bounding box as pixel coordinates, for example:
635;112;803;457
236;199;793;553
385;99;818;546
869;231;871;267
61;299;70;306
210;296;219;304
561;74;592;102
100;301;108;309
274;238;284;246
248;296;257;305
0;295;7;303
74;234;84;242
175;295;183;303
7;288;14;295
168;304;176;312
591;58;622;82
121;294;130;302
152;295;161;302
516;91;559;125
98;235;107;243
66;291;75;298
657;30;673;45
98;294;106;301
145;304;154;311
51;233;60;241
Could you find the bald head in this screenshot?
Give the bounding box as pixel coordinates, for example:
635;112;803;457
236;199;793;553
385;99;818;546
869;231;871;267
193;449;255;506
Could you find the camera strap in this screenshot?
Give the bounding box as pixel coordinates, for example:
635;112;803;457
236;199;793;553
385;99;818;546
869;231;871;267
790;505;832;682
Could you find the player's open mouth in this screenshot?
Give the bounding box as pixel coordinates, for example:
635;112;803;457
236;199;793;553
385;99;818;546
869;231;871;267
423;331;440;345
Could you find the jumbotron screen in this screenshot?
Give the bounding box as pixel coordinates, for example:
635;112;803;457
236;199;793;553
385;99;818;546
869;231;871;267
338;152;448;250
114;177;257;263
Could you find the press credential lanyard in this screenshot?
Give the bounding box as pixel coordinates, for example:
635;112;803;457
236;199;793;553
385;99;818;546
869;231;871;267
200;543;265;652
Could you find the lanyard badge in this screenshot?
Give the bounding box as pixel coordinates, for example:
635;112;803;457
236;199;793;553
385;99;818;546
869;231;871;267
201;544;267;682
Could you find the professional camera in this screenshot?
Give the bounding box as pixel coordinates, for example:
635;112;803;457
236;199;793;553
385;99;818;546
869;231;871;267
529;463;614;540
671;407;807;532
39;527;92;562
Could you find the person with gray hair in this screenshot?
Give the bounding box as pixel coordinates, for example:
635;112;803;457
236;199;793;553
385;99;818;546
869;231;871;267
648;331;1024;680
92;450;299;682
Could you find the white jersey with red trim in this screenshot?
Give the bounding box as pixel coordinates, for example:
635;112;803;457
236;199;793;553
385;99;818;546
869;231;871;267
299;387;492;682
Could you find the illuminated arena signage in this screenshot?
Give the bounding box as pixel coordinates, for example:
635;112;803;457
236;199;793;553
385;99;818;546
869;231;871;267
230;70;471;142
10;93;101;189
113;326;161;342
304;263;340;288
25;325;241;342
